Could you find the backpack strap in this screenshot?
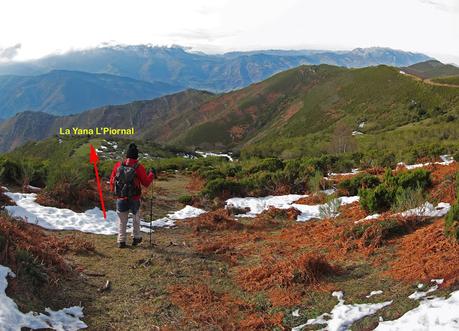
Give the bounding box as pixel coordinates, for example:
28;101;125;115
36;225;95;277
122;159;139;169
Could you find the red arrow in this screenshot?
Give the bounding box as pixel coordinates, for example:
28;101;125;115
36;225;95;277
89;144;107;220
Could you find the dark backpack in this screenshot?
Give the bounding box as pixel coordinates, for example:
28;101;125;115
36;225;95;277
114;161;141;198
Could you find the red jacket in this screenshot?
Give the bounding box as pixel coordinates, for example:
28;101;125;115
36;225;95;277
110;158;154;200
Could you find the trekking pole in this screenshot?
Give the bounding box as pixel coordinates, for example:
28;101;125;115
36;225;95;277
149;197;153;247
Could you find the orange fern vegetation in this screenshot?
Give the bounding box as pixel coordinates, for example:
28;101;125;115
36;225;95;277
167;162;459;329
0;188;94;287
0;215;94;280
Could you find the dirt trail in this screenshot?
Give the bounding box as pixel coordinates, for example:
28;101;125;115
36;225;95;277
403;72;459;88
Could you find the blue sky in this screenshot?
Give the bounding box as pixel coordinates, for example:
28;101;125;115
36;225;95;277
0;0;458;64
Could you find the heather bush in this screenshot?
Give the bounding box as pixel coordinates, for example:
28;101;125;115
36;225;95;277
445;204;459;241
359;169;431;213
246;158;284;174
178;195;193;205
338;173;380;196
0;158;23;184
202;178;245;199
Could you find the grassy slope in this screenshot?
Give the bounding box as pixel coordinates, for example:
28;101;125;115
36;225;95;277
402;60;459;79
432;76;459;86
5;136;181;162
1;64;457;158
166;64;458;158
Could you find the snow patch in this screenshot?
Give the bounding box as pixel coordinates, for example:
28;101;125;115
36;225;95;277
226;194;359;221
408;279;444;300
376;289;459;330
196;151;233;162
5;192;205;235
356;202;450;223
0;265;87;331
400;202;450;218
352;131;364;136
226;194;306;217
327;168;360;177
397;154;454;170
355;213;381;223
146;206;206;228
292;291;392;331
26;185;42;192
367;290;383;298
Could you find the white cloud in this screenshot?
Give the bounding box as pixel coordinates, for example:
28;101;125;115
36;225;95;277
0;0;457;62
0;43;21;61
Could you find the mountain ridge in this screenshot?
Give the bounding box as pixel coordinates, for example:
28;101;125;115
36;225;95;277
0;69;183;119
0;46;432;92
402;60;459;79
0;63;457;156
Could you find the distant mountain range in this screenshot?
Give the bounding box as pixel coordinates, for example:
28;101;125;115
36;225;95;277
1;63;457;154
0;46;431;93
0;46;434;120
0;70;182;119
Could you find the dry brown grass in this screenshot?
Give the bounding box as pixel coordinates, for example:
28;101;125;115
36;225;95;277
237;253;338;292
185;173;205;193
387;219;459;286
267;287;302;307
186;208;244;233
168;284;250;330
294;193;327;205
0;187;14;209
0;214;72;278
428;162;458;204
36;180;100;212
239;312;285;330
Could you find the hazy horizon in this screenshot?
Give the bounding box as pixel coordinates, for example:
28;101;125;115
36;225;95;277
0;0;458;64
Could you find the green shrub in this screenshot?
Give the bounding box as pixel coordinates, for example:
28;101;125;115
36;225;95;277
0;158;23;184
396;169;431;190
178;195;193;205
308;170;324;193
15;249;48;286
359;169;431;213
21;159;48;187
454;151;459;164
445;204;459;241
392;186;426;212
245;171;277;194
202;178;245;199
199;169;225;181
221;164;242;177
247;158;284;174
360;185;394;213
338;173;380;196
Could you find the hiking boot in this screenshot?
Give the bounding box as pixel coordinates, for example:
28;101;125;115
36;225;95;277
118;242;127;249
132;237;142;246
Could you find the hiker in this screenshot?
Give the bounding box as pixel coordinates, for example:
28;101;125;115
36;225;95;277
110;143;154;248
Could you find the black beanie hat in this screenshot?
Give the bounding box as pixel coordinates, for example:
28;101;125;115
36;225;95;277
126;143;139;159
